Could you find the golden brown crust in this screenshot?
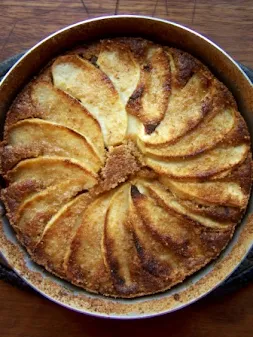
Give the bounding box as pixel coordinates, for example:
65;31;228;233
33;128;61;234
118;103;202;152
0;37;251;299
1;180;43;214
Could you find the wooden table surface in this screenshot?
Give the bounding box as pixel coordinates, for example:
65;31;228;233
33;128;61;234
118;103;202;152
0;1;253;336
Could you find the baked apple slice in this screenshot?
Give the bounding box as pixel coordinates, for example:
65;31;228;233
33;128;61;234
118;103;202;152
33;193;92;277
66;191;113;294
3;119;102;173
14;179;90;249
52;55;127;146
145;181;232;229
97;40;140;105
7;157;97;188
103;184;139;295
31;81;105;161
126;46;170;127
146;144;249;179
139;108;235;158
139;72;209;145
160;176;247;208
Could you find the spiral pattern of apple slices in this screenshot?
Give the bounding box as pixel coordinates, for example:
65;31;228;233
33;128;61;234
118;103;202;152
1;38;251;298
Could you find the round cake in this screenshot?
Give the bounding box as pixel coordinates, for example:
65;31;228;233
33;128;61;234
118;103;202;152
0;38;251;298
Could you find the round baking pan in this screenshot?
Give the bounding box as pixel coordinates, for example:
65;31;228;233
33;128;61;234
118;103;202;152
0;15;253;319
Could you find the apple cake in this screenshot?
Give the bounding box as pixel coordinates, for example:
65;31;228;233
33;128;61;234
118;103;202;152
0;38;251;298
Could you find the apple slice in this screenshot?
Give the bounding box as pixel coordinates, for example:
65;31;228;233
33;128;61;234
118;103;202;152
160;176;247;208
103;184;141;295
139;73;209;145
131;184;201;258
7;157;97;188
4;119;102;173
126;47;170;127
139;108;235;158
131;183;232;272
66;191;113;294
33;193;92;277
97;40;140;105
145;182;232;229
15;179;89;249
146;144;249;179
30;81;105;161
129;186;181;280
52;55;127;146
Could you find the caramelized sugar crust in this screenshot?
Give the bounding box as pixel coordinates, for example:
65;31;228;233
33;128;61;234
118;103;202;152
1;38;251;298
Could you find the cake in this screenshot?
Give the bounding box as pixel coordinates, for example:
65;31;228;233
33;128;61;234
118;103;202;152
0;38;251;298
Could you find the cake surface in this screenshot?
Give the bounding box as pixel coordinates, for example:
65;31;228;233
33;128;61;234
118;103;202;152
0;38;251;298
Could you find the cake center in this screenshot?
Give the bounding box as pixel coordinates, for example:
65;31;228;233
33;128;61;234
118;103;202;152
99;142;142;191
